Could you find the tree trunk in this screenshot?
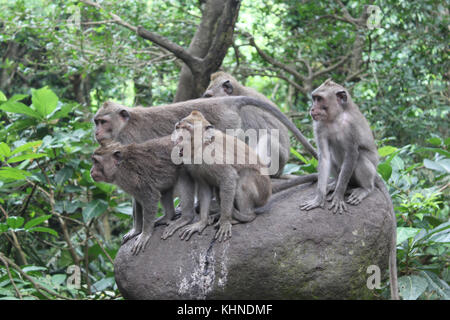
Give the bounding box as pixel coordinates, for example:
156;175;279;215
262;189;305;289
173;0;241;102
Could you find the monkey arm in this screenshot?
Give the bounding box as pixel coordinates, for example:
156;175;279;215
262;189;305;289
328;145;359;214
300;134;330;211
130;190;160;255
179;181;212;241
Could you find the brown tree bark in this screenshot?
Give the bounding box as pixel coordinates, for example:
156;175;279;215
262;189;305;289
80;0;241;102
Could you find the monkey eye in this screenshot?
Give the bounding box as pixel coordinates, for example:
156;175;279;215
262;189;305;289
313;96;323;102
321;106;327;110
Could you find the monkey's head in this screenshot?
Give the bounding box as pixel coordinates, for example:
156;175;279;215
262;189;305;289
172;110;215;151
93;101;131;145
202;71;236;98
310;79;350;122
90;143;124;183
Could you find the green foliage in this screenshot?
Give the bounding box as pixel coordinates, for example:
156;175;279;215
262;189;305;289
0;0;447;300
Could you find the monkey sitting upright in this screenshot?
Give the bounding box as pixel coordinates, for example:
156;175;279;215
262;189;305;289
299;79;399;300
171;110;272;242
90;137;195;255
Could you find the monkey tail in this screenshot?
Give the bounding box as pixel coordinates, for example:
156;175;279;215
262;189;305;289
271;174;318;194
235;96;319;159
232;208;256;223
374;175;400;300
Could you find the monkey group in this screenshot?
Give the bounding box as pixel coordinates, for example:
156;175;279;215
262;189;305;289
90;72;399;299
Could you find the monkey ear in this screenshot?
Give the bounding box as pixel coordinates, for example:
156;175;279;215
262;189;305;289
119;109;130;120
222;80;233;95
336;91;348;106
113;151;123;163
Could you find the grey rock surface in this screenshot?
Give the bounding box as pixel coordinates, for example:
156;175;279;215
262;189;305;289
114;183;393;299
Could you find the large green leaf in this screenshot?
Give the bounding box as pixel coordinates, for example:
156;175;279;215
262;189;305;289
377;162;392;181
398;275;429;300
10;141;42;156
54;167;74;186
24;214;52;230
0;91;6;102
0;142;11;158
7;153;47;163
397;227;421;245
82;199;109;223
31;86;59;118
0;101;41;119
29;227;58;236
6;216;24;229
0;167;31;180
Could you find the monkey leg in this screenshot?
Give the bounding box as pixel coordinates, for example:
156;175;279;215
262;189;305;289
154;190;176;226
214;178;237;242
346;156;376;205
131;193;159;255
179;182;212;241
232;176;258;223
122;199;143;244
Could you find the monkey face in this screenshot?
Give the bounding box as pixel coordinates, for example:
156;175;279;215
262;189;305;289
203;79;233;97
94;102;130;145
90;151;121;183
310;95;330;121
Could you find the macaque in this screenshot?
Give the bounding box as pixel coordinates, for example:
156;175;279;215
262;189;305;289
171;110;318;242
90;136;195;255
203;71;292;177
299;79;399;300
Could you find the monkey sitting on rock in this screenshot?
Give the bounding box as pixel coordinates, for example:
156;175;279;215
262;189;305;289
90;137;195;255
299;79;399;300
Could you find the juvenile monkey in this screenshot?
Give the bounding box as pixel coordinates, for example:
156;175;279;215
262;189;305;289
203;71;293;177
299;79;399;300
90;136;195;255
172;110;317;241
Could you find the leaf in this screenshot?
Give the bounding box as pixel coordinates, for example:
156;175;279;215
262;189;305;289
0;91;6;102
377;162;392;181
31;87;58;118
398;275;429;300
28;227;58;236
378;146;398;157
0;101;42;119
6;216;24;229
0;143;11;157
416;147;450;158
423;159;448;173
0;167;31;180
0;223;8;233
282;163;301;175
397;227;421;245
91;277;115;292
10;141;42;156
24;214;52;230
290;147;308;163
54;167;74;186
7;153;47;163
82;199;108;223
22;266;47;273
49;103;73;120
426;137;442;146
420;271;450;299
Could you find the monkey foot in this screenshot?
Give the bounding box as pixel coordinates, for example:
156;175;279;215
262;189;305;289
122;229;140;244
131;233;152;255
179;221;207;241
328;195;348;214
208;213;220;225
300;196;325;211
154;215;171;227
214;220;232;242
162;217;193;240
346;188;369;205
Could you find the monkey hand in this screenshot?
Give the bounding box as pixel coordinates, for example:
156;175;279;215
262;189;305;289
300;195;325;211
328;193;348;214
122;229;140;244
179;221;208;241
131;232;152;255
214;219;232;242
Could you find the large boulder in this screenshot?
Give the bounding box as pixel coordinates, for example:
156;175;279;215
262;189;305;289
114;183;394;299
